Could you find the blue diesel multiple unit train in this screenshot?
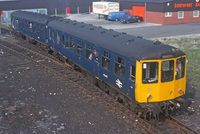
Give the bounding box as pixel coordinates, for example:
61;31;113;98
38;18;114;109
11;11;187;118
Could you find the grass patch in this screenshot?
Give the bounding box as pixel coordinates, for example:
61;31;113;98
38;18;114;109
152;35;200;91
55;14;68;18
0;23;10;29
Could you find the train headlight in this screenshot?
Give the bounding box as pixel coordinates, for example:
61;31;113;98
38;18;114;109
147;94;152;100
178;89;183;94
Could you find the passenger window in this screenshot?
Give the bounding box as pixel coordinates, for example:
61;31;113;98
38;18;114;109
76;40;83;56
130;65;135;81
101;51;110;71
41;26;43;35
85;44;92;61
176;57;185;80
114;56;125;78
33;23;36;32
161;60;174;82
22;21;24;28
142;62;158;84
62;35;64;45
49;29;51;40
65;36;69;48
52;31;54;43
25;21;28;29
29;23;32;29
69;37;74;51
57;32;60;44
37;24;40;34
19;19;21;27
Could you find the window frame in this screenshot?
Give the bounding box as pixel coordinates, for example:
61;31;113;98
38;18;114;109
85;44;93;61
101;50;111;71
178;11;184;19
165;12;172;17
130;65;136;82
193;10;199;18
142;62;159;84
114;56;126;79
76;40;83;56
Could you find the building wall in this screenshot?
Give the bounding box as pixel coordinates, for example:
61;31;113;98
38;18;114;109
147;10;200;25
146;11;164;24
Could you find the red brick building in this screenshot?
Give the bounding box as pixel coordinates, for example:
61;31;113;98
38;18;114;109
111;0;200;25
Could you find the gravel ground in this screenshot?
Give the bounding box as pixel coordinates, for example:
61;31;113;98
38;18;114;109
0;33;142;134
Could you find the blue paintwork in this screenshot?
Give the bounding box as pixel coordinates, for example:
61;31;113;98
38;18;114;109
108;11;131;21
11;14;136;100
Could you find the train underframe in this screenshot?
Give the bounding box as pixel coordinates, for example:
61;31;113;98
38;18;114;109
14;31;191;121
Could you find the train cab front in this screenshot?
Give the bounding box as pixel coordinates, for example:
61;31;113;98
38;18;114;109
135;55;187;117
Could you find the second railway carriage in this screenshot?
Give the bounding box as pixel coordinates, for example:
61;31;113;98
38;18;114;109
11;11;187;116
11;11;54;43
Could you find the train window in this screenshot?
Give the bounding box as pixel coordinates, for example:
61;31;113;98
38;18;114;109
57;32;60;44
22;21;24;28
76;40;83;56
37;24;40;34
69;37;74;51
115;56;125;78
115;56;125;65
29;23;32;29
85;44;92;61
102;51;110;58
101;57;110;71
62;35;64;45
49;29;51;40
161;60;174;82
19;19;21;27
101;50;110;71
32;24;36;32
130;66;136;81
65;36;69;48
142;62;158;84
25;21;28;29
115;63;125;78
52;31;54;43
41;26;43;35
176;57;185;80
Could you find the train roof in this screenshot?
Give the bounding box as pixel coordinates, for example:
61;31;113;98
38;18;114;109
11;11;54;24
48;18;185;61
11;11;185;61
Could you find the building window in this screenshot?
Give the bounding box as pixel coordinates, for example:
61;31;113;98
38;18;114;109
178;11;184;19
193;10;199;18
165;12;172;17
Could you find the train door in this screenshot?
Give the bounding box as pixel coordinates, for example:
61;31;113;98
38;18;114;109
128;63;136;99
93;46;100;77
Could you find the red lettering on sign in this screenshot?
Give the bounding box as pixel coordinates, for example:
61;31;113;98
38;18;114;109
174;3;193;8
196;2;200;7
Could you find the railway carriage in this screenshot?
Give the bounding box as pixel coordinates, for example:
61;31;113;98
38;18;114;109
11;11;187;117
11;11;53;43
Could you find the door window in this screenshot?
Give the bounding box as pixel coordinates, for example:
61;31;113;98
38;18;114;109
142;62;158;83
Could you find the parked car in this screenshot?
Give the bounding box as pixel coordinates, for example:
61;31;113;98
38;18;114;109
120;16;143;23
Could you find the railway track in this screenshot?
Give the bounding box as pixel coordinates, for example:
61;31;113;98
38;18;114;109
0;38;160;134
0;36;199;134
166;116;200;134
